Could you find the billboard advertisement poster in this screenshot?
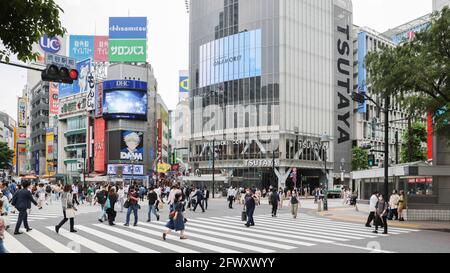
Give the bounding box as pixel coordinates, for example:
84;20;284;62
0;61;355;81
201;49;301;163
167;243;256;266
35;151;40;175
199;29;262;88
17;98;27;128
17;143;27;176
95;80;104;117
73;59;92;94
49;82;59;115
120;131;144;161
94;118;106;173
45;132;55;175
357;32;367;113
179;76;188;93
94;36;109;62
69;35;94;61
109;17;148;39
103;90;147;117
32;35;67;64
109;39;147;62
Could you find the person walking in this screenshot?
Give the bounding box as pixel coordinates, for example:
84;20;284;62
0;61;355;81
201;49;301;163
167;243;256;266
290;189;300;219
55;185;78;233
36;184;46;209
388;190;400;220
365;191;379;227
147;187;160;222
0;192;9;230
117;186;125;212
87;185;94;206
192;187;205;213
278;188;284;209
0;200;7;253
202;186;209;210
374;195;389;234
72;183;80;206
162;193;187;240
96;187;108;222
11;181;37;235
45;183;52;205
244;189;256;227
398;190;406;221
124;187;140;227
227;186;235;209
270;188;280;217
106;188;118;226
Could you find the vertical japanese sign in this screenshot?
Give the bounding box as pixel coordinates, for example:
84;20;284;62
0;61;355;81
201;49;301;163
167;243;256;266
87;73;95;111
17;98;27;128
94;118;106;173
94;36;109;62
49;82;59;115
95;80;104;117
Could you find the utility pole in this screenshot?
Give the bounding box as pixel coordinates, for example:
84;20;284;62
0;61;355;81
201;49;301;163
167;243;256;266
395;131;399;164
384;95;390;200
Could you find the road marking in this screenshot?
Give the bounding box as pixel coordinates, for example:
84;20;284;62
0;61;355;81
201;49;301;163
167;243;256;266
140;222;274;253
76;225;158;253
25;229;76;253
46;227;118;253
329;242;395;253
3;232;32;253
93;224;197;253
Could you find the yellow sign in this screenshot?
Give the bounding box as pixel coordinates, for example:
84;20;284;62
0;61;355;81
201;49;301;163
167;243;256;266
157;163;171;173
45;132;56;176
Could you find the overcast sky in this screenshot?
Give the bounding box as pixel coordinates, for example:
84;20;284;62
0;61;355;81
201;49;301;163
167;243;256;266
0;0;432;121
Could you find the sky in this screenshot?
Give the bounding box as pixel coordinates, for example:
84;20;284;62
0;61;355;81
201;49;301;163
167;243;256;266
0;0;432;121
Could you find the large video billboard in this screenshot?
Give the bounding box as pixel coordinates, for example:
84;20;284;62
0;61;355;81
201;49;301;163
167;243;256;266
102;80;148;120
199;29;262;88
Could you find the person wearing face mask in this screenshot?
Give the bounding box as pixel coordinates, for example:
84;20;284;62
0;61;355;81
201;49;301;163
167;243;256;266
374;195;389;234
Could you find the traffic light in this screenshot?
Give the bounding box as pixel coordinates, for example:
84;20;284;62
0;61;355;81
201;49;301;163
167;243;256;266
41;64;78;84
368;154;375;167
351;92;366;104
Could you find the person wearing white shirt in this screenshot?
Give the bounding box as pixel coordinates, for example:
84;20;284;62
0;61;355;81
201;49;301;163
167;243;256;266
366;191;380;227
388;190;400;220
117;186;125;213
227;186;235;209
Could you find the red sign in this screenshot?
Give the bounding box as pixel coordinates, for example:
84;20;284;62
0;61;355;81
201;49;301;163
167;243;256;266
172;164;179;171
427;112;433;161
94;118;106;173
94;36;108;62
157;120;163;164
49;82;59;115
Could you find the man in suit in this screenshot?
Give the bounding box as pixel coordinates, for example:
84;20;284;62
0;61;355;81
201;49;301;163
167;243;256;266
192;187;205;213
11;181;37;235
202;186;210;211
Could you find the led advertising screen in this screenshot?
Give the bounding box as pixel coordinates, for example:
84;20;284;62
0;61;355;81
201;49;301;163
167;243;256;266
199;29;261;88
102;80;148;120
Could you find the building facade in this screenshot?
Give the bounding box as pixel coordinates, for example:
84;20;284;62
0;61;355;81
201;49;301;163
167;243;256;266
0;112;16;151
189;0;354;192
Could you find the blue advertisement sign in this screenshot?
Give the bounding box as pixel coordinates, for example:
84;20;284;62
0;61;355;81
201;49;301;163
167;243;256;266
357;32;367;113
103;80;148;91
199;29;262;88
69;35;94;61
179;76;189;93
39;35;62;54
391;23;430;45
58;59;91;99
109;17;148;39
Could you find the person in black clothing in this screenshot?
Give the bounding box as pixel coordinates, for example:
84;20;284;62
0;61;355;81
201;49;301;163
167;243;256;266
202;186;210;211
192;187;205;213
147;187;160;222
270;188;280;217
244;189;256;227
106;188;118;226
11;181;37;235
185;186;192;209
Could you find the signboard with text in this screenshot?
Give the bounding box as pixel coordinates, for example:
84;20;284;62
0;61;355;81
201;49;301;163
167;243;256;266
108;39;147;62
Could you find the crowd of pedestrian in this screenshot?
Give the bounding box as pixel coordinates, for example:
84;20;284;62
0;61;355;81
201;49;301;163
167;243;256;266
365;190;407;234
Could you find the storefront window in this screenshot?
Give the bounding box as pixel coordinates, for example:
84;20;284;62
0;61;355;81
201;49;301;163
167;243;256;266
406;177;434;196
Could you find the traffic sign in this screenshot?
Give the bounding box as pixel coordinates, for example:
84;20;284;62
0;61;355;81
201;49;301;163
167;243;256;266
45;53;76;69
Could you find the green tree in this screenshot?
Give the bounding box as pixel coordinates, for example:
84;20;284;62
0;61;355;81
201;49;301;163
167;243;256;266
352;146;369;171
0;0;66;63
0;142;14;170
401;122;428;163
366;7;450;135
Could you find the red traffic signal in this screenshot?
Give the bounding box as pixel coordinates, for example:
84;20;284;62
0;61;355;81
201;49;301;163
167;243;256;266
41;64;78;84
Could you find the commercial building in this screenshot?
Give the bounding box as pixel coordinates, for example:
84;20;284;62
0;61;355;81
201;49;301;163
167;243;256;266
189;0;354;192
173;99;191;170
157;94;170;166
0;112;16;151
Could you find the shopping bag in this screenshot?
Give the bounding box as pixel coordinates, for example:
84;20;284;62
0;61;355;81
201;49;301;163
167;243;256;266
241;210;247;221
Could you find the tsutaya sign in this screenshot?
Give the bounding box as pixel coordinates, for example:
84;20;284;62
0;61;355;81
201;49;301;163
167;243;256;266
333;0;353;173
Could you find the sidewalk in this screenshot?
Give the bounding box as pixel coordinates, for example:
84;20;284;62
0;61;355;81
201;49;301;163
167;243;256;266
305;201;450;231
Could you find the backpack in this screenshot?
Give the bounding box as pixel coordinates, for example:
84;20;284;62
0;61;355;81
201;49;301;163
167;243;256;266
96;191;106;204
291;196;299;204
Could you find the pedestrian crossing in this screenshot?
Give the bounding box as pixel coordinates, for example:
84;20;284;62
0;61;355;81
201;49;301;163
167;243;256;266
3;213;420;253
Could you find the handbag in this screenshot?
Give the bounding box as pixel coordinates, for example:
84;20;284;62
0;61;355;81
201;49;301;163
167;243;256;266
158;202;164;210
169;211;177;220
66;208;76;218
241;209;247;221
123;200;130;209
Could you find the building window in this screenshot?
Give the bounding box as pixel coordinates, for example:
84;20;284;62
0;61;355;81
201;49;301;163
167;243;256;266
405;177;434;196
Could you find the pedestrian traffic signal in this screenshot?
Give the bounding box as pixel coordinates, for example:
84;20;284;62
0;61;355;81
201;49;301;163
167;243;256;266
368;154;375;167
41;64;79;84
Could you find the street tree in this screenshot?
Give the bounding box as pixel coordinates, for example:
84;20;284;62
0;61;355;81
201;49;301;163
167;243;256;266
352;146;369;171
0;142;14;170
366;7;450;135
401;122;428;163
0;0;66;63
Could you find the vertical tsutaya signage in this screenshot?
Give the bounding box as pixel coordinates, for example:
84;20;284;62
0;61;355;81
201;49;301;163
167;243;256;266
334;1;353;173
17;98;27;128
108;17;148;63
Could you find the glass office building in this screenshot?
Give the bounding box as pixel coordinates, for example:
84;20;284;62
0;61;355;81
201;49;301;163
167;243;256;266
189;0;354;190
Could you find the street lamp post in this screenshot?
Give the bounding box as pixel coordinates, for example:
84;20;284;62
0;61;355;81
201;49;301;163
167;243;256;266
321;134;331;211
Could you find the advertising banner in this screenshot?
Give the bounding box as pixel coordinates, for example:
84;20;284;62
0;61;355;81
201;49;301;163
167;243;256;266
17;98;27;128
109;17;148;39
49;82;59;115
333;1;353;174
59;95;87;118
45;132;55;176
120;131;144;161
108;39;147;62
17;143;27;176
87;72;95;111
95;80;104;117
102;80;148;120
69;35;95;61
32;35;67;64
58;59;91;98
107;164;144;176
35;151;40;175
157;120;162;164
94;118;106;173
199;29;262;88
94;36;109;62
357;32;367;113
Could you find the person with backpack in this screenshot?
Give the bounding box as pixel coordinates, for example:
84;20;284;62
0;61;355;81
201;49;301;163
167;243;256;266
192;187;205;213
106;188;118;226
290;190;300;219
96;187;108;223
270;188;280;217
55;185;77;234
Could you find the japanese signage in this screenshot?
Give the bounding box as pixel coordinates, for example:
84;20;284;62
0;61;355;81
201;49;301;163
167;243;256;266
17;97;27;128
94;118;106;173
59;95;87;118
94;36;109;62
108;39;147;62
244;159;279;168
108;17;147;63
49;82;59;115
45;53;76;69
95;80;104;117
107;164;144;176
87;73;95;111
69;35;94;61
109;17;148;39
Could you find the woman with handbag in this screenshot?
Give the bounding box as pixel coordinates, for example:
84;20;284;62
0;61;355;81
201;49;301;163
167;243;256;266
55;185;77;234
162;193;187;240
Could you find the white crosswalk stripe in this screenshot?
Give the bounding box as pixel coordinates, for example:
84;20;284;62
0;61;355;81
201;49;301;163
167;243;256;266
3;213;419;253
